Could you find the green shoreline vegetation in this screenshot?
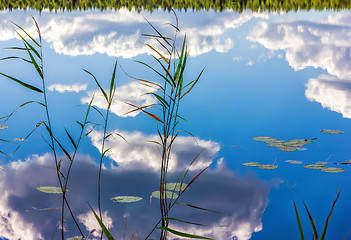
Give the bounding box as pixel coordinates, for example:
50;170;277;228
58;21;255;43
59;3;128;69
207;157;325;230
0;0;350;12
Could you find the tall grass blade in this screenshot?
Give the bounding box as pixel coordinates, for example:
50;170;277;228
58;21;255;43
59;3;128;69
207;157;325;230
0;56;32;64
157;226;213;240
109;59;117;99
180;68;204;100
83;69;108;102
135;60;174;87
22;41;43;79
12;22;40;47
16;32;41;59
320;188;342;240
293;199;305;240
165;217;207;227
65;129;77;150
88;204;115;240
0;72;43;93
146;44;170;64
176;202;221;214
303;201;319;240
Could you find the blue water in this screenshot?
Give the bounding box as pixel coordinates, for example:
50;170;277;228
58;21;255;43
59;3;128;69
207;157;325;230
0;9;350;240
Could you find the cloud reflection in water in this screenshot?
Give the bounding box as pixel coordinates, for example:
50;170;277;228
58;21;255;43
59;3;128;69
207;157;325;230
0;139;270;239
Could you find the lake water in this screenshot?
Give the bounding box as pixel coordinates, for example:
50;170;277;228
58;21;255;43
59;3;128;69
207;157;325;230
0;6;350;240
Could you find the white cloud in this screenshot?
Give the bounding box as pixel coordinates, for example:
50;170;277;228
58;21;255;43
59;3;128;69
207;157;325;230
89;129;220;172
81;81;157;117
0;153;270;240
78;210;113;237
48;83;88;93
0;9;268;58
247;12;351;79
305;74;351;118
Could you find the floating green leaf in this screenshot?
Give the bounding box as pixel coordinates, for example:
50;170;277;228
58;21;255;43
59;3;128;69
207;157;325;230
283;139;312;147
267;140;285;147
110;196;142;203
151;190;178;199
37;186;63;194
166;182;187;191
14;138;26;141
303;164;326;170
0;125;8;130
66;236;83;240
286;160;303;164
277;146;298;152
252;136;276;142
242;162;261;167
259;164;278;170
321;168;345;173
320;129;344;134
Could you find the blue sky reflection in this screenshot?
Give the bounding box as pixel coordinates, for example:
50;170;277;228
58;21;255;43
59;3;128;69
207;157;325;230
0;8;351;240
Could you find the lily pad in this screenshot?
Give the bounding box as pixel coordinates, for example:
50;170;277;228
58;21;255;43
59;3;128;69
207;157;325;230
242;162;261;167
151;190;178;199
37;186;63;194
321;167;345;173
66;236;83;240
320;129;344;134
111;196;142;203
277;146;299;152
259;164;278;170
253;136;276;142
0;125;8;130
303;164;327;170
267;141;286;147
14;138;26;141
165;182;187;192
285;160;302;164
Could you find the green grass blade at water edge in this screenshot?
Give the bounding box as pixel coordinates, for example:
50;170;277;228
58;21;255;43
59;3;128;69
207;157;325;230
320;189;342;240
293;199;305;240
157;226;213;239
303;201;319;240
0;72;43;93
88;204;115;240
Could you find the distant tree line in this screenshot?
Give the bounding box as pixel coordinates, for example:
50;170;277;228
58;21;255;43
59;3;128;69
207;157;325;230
0;0;349;12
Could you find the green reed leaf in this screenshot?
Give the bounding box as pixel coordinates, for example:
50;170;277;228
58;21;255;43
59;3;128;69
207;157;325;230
88;204;115;240
303;201;319;240
83;69;108;102
0;56;32;64
109;59;117;100
12;22;40;47
176;202;221;214
22;41;43;79
320;189;341;240
16;31;41;60
0;72;43;93
65;128;77;149
180;68;204;99
293;199;305;240
165;217;207;226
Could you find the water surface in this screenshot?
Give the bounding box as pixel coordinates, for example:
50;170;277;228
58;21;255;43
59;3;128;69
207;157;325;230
0;7;350;240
